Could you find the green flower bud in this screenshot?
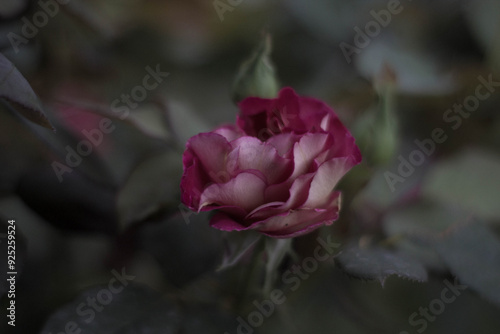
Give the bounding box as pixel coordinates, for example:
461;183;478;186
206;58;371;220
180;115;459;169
354;64;399;166
231;34;280;103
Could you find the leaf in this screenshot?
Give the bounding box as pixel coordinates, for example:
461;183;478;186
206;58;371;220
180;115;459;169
40;283;182;334
422;148;500;221
384;201;464;237
16;165;118;234
139;212;223;287
168;100;211;147
432;221;500;307
336;242;428;285
382;201;464;270
0;53;53;130
116;150;182;231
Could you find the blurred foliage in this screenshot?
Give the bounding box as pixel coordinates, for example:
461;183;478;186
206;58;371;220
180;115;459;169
0;0;500;333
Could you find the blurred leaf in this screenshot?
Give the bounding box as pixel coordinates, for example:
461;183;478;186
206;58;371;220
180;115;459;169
384;201;464;237
168;100;211;146
0;53;53;130
0;218;26;298
336;242;428;285
218;232;261;271
117;150;182;231
432;221;500;307
422;148;500;221
16;165;118;234
383;201;464;270
139;212;223;287
40;283;181;334
0;102;48;195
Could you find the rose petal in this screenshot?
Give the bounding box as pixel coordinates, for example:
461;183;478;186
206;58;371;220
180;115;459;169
252;193;341;238
230;136;293;184
199;172;267;213
237;87;304;137
303;157;354;208
251;173;315;219
266;133;301;157
213;124;244;142
237;97;273;137
298;96;331;131
272;88;303;132
291;133;331;178
186;133;232;181
180;158;206;209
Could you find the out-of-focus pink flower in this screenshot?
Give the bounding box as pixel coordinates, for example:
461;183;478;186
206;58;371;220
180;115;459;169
180;87;361;238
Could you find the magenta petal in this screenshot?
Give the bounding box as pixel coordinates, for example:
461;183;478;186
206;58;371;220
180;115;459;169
291;133;331;178
266;133;301;157
213;124;244;142
297;96;331;131
230;136;293;184
187;133;232;181
253;173;314;220
180;158;206;209
303;157;354;208
237;96;273;136
200;172;267;213
253;194;341;238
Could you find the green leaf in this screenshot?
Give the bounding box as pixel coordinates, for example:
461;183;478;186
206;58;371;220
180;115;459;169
40;283;181;334
422;148;500;221
382;201;464;270
336;242;428;285
0;53;53;130
17;165;118;234
41;283;237;334
116;150;182;231
432;221;500;307
384;201;464;237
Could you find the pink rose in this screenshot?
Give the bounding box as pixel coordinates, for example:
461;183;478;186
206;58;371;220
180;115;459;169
180;87;361;238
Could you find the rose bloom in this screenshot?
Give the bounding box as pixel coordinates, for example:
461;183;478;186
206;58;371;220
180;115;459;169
181;88;361;238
